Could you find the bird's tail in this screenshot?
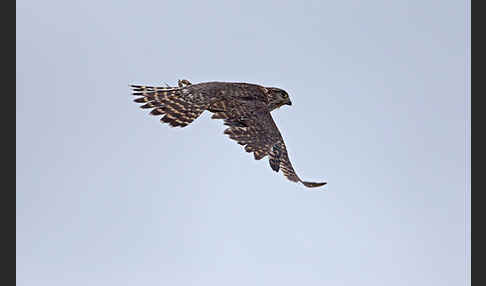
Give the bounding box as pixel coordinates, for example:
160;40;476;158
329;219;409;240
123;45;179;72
130;84;206;127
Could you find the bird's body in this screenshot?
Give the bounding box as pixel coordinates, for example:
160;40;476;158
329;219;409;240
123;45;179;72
130;80;326;188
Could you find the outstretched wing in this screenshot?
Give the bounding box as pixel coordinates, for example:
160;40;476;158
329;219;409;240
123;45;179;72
211;99;326;188
268;138;327;188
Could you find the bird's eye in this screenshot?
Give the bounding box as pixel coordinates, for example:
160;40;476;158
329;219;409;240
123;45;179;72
281;93;288;98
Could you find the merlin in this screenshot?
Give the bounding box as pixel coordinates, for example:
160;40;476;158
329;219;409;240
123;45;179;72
130;79;326;188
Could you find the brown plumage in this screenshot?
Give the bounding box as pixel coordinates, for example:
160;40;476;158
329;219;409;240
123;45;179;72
130;79;326;188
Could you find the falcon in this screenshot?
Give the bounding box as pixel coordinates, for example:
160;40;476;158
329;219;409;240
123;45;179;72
130;79;326;188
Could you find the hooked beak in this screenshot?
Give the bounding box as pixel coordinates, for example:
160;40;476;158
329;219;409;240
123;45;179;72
287;101;292;106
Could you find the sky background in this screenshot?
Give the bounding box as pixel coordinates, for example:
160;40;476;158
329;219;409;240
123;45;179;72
17;0;470;285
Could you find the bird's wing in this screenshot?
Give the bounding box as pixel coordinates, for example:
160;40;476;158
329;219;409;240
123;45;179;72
211;100;326;188
268;137;327;188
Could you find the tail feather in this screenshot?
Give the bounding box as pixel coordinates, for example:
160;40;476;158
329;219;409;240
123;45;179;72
134;97;151;103
130;84;207;128
130;85;178;92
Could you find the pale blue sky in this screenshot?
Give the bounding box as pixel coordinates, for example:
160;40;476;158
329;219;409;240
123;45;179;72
17;0;470;285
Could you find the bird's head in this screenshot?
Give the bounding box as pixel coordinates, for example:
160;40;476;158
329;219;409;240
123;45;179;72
266;87;292;111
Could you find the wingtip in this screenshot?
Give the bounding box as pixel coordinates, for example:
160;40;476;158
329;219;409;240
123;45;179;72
301;181;327;188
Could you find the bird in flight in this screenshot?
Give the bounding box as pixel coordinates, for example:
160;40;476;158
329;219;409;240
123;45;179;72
130;79;326;188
